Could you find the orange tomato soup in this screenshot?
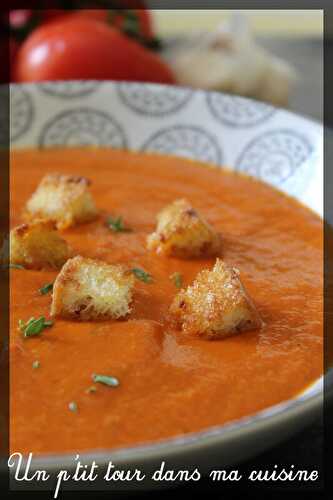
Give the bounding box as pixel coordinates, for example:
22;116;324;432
10;148;323;454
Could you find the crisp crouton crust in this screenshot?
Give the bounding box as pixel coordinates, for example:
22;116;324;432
170;259;263;339
25;173;98;229
10;221;70;269
147;198;221;258
51;256;135;321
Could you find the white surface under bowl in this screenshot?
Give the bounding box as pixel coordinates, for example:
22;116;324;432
8;81;324;482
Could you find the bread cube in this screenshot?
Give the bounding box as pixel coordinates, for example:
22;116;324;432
25;173;98;229
51;256;134;320
170;259;263;339
10;221;70;269
147;198;221;258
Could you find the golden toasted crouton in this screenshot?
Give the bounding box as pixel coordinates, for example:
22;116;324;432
170;259;263;339
147;198;221;258
25;173;98;229
10;221;70;270
51;256;134;320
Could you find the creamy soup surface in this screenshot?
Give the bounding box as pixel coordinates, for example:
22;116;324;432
10;148;323;454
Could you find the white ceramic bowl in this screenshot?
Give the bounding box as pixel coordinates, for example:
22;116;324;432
9;81;324;479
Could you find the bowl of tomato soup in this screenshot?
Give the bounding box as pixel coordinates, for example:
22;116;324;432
8;82;325;476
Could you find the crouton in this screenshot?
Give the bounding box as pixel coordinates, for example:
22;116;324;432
170;259;263;339
10;221;70;270
147;198;221;258
25;173;98;229
51;256;134;320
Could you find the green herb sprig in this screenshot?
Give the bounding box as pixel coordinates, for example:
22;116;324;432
170;272;183;289
131;267;153;283
9;263;25;270
18;316;53;338
68;401;78;412
39;283;53;295
106;215;132;233
92;374;119;388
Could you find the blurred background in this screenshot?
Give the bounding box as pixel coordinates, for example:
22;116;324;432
154;9;323;122
153;9;323;37
6;7;323;121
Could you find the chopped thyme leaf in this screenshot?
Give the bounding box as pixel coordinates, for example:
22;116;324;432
25;317;46;337
18;319;28;331
106;215;132;233
131;267;153;283
86;385;97;394
9;263;25;270
39;282;53;295
32;360;40;369
19;316;53;338
68;401;78;412
170;272;183;289
92;374;119;387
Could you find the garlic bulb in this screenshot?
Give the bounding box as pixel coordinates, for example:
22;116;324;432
170;14;297;107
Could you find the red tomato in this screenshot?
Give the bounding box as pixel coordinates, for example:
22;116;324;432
115;8;154;41
9;10;33;29
86;1;154;40
10;37;19;64
129;8;154;40
13;17;175;84
39;9;69;24
9;8;68;28
10;5;155;45
72;8;155;41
